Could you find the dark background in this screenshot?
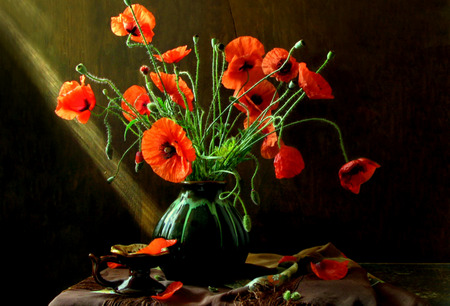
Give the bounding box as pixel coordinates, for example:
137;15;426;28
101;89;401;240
0;0;448;304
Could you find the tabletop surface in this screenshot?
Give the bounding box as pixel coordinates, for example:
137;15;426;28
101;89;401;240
49;263;449;305
360;263;450;306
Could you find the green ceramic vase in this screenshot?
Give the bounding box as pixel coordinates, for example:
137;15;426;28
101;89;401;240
152;181;250;284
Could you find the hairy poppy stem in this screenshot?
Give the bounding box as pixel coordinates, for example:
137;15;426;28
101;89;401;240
280;118;349;163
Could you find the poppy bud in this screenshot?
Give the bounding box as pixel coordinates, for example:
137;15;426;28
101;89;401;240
211;38;218;48
135;151;144;164
291;292;301;300
243;214;252;232
283;290;292;301
288;80;297;90
102;89;108;95
250;189;260;205
123;0;132;6
327;51;335;60
107;176;115;184
140;65;150;75
76;63;88;75
294;40;305;49
216;43;225;52
193;34;199;44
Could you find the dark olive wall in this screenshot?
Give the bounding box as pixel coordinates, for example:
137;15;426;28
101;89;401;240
0;0;448;304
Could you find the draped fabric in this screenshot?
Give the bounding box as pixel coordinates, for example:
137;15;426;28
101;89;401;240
50;243;429;305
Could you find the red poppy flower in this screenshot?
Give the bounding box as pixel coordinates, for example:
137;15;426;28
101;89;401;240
234;80;278;114
152;281;183;300
141;118;196;183
234;80;278;134
137;238;177;255
154;45;191;64
262;48;299;82
121;85;151;121
310;259;349;280
111;4;156;44
339;158;380;194
222;36;266;89
261;132;284;159
150;72;194;111
274;145;305;179
298;62;334;99
55;75;96;124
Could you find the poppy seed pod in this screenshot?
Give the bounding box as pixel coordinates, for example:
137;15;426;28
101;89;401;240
76;63;88;74
294;40;305;49
148;102;158;113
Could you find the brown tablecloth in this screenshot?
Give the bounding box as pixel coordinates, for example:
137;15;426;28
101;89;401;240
49;243;429;305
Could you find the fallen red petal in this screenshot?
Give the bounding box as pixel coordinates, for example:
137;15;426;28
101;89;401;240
152;281;183;300
310;259;349;280
278;256;298;264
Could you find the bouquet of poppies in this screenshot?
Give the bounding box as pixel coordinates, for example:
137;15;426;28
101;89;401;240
55;1;379;217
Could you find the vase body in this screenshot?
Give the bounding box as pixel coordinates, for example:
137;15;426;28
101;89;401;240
152;181;250;284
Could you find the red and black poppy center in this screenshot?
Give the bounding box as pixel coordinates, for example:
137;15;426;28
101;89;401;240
277;59;292;75
124;22;140;36
76;99;91;112
239;61;254;72
161;142;176;159
250;94;264;106
346;164;365;176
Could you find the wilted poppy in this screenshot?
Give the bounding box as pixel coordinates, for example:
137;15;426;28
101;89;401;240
339;158;380;194
137;238;177;255
310;259;349;280
154;45;191;64
222;36;266;89
55;75;96;124
141;118;196;183
111;4;156;44
262;48;299;82
152;281;183;300
150;72;194;111
273;145;305;179
121;85;151;121
298;62;334;99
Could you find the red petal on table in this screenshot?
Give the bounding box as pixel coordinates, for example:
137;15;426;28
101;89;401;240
310;259;349;280
278;256;298;264
151;281;183;300
137;238;177;255
107;262;125;269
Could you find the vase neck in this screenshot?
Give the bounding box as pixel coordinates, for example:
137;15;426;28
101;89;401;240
180;181;226;203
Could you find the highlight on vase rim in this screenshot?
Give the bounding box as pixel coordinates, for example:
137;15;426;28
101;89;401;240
55;0;380;230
